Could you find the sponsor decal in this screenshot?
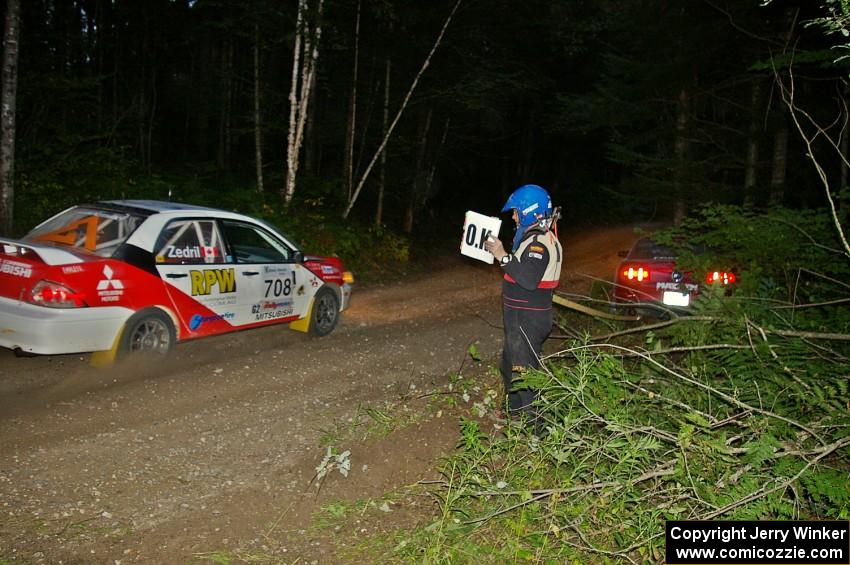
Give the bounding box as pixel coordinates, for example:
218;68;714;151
190;268;236;296
528;252;544;259
254;307;294;321
656;281;698;292
321;265;335;275
263;264;292;275
189;311;236;330
521;202;539;215
164;245;220;263
251;299;293;315
0;259;32;278
310;277;319;287
61;265;84;274
529;245;545;253
97;265;124;302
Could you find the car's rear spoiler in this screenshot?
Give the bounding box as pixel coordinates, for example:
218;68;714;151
0;237;84;266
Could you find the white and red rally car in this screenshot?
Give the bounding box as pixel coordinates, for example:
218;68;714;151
0;200;353;362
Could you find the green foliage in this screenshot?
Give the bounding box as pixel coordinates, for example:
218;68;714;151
391;205;850;562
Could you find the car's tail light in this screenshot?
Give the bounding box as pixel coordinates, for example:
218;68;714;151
621;265;651;282
706;271;736;285
28;280;87;308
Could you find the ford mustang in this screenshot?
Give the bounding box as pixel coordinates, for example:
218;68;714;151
0;200;353;362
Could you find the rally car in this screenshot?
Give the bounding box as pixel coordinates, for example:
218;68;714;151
0;200;353;362
613;237;735;313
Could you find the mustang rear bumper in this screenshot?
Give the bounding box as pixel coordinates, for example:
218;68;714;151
0;296;132;355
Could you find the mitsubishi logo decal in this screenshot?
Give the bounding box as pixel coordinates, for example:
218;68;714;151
97;265;124;302
97;265;124;290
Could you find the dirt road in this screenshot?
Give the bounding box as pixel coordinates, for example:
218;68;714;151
0;226;642;564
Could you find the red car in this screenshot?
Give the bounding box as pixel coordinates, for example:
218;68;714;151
613;237;735;312
0;200;354;363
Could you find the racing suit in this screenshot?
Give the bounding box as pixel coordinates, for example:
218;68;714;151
498;226;563;418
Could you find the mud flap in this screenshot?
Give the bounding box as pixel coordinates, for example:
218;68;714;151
89;328;124;368
288;298;314;333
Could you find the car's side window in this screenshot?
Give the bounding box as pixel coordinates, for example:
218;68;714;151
154;219;227;264
220;221;291;263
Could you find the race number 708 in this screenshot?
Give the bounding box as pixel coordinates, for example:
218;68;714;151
264;272;295;298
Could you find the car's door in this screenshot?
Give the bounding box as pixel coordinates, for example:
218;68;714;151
218;220;312;326
153;218;236;336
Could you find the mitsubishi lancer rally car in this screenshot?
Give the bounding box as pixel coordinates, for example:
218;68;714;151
613;237;736;314
0;200;353;361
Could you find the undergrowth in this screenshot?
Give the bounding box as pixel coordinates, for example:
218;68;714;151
387;205;850;564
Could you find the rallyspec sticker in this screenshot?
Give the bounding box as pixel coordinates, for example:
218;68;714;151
62;265;84;274
0;259;32;278
189;311;235;330
190;268;236;296
97;265;124;302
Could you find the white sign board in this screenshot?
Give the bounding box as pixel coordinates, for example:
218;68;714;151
460;211;502;264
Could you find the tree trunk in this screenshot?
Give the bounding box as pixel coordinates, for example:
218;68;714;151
253;24;265;193
405;108;432;234
744;78;763;207
376;57;391;227
672;87;691;225
0;0;20;236
842;84;849;197
217;38;234;172
342;0;462;219
284;0;324;207
344;0;361;201
770;116;789;206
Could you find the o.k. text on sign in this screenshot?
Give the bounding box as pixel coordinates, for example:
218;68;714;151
460;211;502;264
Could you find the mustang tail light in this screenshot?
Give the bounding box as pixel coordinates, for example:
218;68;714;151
28;280;87;308
706;271;736;285
621;265;651;282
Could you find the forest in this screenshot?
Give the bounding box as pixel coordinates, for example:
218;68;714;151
2;1;850;562
0;0;848;243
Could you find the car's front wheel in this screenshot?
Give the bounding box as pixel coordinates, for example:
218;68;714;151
310;287;340;337
119;309;176;358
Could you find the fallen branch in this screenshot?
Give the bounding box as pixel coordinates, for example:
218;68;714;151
463;460;677;524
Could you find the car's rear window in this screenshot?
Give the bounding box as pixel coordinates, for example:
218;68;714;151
25;207;145;257
628;238;677;260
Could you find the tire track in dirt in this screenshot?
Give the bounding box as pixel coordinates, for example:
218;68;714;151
0;226;644;563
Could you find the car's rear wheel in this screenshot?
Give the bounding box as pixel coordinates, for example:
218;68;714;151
119;309;176;358
310;287;340;337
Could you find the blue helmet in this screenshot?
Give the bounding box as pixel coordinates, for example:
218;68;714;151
502;184;553;227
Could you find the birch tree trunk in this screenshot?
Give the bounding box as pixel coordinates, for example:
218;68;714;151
342;0;462;219
0;0;21;236
344;0;361;201
376;57;391;227
283;0;324;207
253;23;265;193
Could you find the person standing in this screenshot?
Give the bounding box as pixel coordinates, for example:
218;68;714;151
484;184;562;426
